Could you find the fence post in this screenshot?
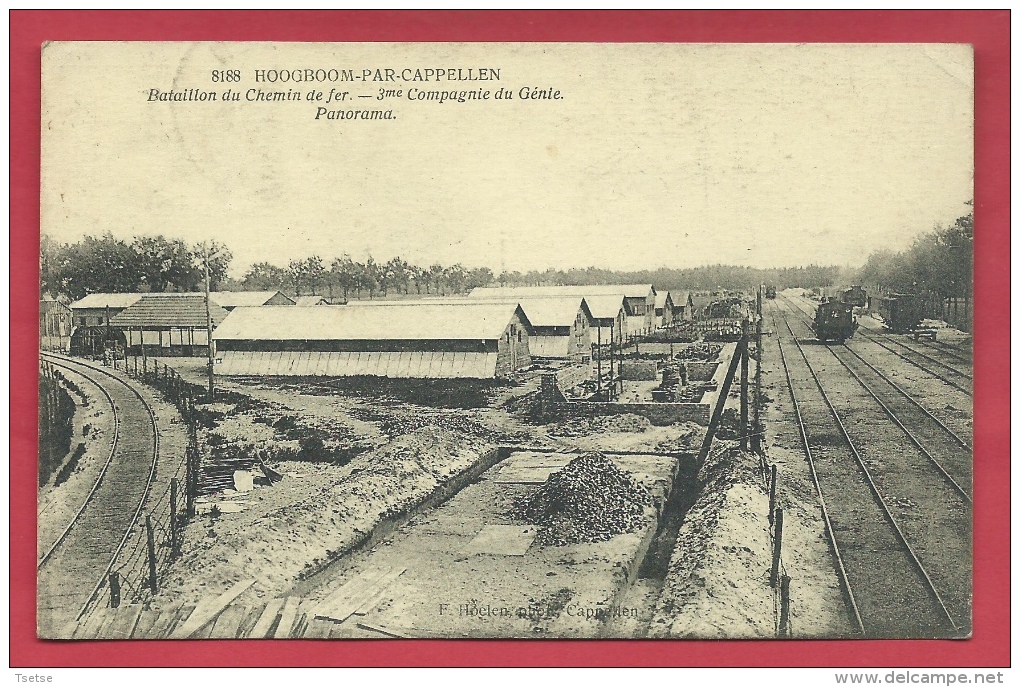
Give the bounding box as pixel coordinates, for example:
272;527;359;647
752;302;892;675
146;514;158;593
170;478;180;557
109;571;121;609
740;317;749;451
771;507;784;588
779;574;792;637
768;464;778;524
186;446;197;518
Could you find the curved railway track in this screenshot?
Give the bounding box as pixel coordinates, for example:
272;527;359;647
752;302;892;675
37;353;159;636
769;300;968;637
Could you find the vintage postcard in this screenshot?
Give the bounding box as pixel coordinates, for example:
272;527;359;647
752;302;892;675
37;41;974;641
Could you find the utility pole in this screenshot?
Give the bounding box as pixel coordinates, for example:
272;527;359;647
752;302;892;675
203;242;214;401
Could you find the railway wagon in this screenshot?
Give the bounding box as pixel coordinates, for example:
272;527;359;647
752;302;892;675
764;286;777;299
812;299;858;342
873;293;922;333
841;285;867;308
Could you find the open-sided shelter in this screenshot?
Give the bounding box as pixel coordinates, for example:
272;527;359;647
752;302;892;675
108;293;230;355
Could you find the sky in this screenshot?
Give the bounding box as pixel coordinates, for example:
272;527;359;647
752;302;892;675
41;43;973;278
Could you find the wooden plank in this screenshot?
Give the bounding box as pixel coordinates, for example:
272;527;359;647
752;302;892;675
208;603;248;639
131;608;161;638
169;579;256;639
356;621;410;639
247;598;284;639
236;604;266;639
70;607;108;640
147;605;190;639
302;617;334;638
353;587;392;617
318;568;406;624
290;613;309;639
102;604;143;640
314;567;392;620
272;597;301;638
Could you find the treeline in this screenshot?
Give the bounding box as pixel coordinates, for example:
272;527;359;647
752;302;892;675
41;233;233;301
856;206;973;299
41;232;862;303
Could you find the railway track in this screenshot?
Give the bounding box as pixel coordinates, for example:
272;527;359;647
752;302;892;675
855;329;973;395
769;300;969;637
779;296;973;491
37;353;159;637
785;294;973;395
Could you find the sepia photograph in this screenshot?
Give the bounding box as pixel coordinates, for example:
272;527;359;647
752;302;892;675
35;39;977;644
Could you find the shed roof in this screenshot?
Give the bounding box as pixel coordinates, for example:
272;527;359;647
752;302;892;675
214;302;533;342
109;294;230;328
469;284;655;300
211;291;294;308
351;296;592;328
70;293;145;310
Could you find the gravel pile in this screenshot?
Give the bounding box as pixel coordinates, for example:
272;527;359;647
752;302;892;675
673;342;722;361
512;452;652;546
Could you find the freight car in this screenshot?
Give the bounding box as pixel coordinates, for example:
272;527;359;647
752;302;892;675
765;285;777;299
69;326;125;357
812;299;858;343
841;285;867;308
873;293;922;333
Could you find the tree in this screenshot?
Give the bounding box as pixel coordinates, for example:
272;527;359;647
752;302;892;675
242;262;287;291
132;235;201;292
304;255;326;295
330;254;358;300
203;240;233;291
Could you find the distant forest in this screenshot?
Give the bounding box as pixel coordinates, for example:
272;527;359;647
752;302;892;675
41;206;972;302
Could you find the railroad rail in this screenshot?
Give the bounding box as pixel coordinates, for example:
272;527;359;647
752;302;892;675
855;329;973;394
785;294;973;395
37;353;160;636
768;301;962;637
779;297;973;496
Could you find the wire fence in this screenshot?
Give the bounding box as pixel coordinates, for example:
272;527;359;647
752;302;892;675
78;350;206;621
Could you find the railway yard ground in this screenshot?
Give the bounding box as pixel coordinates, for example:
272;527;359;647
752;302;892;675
39;291;974;639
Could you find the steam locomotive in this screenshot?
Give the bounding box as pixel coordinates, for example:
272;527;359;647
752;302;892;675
812;299;858;343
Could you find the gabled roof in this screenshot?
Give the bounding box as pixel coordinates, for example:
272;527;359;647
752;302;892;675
293;295;327;307
655;291;673;309
469;284;655;300
672;291;693;306
581;294;626;321
70;293;144;310
40;299;72;315
214;302;533;341
211;291;294;308
109;294;230;328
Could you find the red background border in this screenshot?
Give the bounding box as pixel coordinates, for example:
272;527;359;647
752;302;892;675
10;10;1010;668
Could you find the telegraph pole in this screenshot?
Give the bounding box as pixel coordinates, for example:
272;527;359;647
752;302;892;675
204;242;214;400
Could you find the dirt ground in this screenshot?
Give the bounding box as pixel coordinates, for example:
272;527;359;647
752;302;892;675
289;451;677;638
151;358;706;618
